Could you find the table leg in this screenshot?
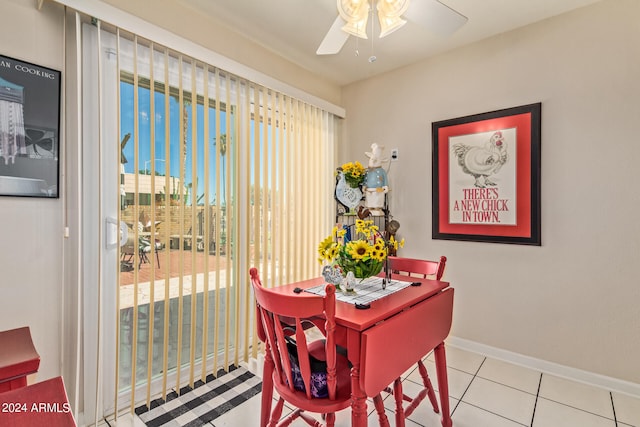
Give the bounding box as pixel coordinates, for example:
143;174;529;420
434;343;452;427
350;364;368;427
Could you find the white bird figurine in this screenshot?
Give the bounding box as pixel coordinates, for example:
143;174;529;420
322;264;344;287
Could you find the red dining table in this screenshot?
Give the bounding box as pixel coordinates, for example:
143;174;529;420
263;273;454;427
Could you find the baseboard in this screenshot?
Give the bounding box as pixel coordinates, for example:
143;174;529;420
447;336;640;398
247;353;265;379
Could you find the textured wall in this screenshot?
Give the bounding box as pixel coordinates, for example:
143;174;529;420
342;0;640;384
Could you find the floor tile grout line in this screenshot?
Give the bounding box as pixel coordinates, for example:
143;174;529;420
529;373;543;427
451;355;486;416
453;355;535;426
536;394;618;422
610;391;618;426
473;375;540;397
458;400;529;427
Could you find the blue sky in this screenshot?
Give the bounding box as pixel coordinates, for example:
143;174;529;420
120;82;232;204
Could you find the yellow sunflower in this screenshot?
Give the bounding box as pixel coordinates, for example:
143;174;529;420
317;235;336;262
346;240;370;260
355;219;377;238
370;249;386;262
341;161;366;187
326;245;339;261
389;236;405;250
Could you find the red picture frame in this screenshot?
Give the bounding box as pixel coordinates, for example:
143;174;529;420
432;103;541;245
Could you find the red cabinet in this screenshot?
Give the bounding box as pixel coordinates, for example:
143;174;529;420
0;327;40;393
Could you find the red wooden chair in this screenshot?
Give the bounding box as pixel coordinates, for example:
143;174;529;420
373;256;448;425
387;256;447;282
251;268;354;427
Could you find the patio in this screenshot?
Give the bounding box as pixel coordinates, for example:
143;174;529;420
120;248;231;286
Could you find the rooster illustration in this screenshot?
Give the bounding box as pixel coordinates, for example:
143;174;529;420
335;170;362;212
452;131;508;188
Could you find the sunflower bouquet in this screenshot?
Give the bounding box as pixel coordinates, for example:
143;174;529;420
318;219;403;280
340;161;366;188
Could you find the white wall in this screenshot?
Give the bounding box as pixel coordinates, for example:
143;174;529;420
0;0;65;384
342;0;640;384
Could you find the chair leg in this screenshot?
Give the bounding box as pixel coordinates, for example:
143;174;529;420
278;408;301;427
393;378;406;427
381;358;440;420
279;410;328;427
404;360;440;417
419;360;440;413
269;398;285;427
372;394;390;427
323;412;335;427
138;250;149;268
121;252;134;264
261;353;275;427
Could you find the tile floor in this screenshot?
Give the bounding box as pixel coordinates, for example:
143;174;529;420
136;346;640;427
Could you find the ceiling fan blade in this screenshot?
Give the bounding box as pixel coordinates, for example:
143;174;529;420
405;0;468;37
316;16;350;55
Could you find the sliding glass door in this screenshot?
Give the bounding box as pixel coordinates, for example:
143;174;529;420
81;17;338;422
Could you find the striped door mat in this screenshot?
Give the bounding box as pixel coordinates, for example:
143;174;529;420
136;366;262;427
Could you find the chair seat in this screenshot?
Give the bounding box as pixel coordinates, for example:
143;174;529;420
273;341;352;413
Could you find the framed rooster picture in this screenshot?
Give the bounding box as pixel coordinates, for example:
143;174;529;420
432;103;541;245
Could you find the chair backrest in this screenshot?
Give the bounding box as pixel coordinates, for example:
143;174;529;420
250;268;339;400
388;255;447;280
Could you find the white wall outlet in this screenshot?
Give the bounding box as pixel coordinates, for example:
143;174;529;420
390;148;399;161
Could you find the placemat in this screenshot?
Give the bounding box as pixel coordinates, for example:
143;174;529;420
305;276;412;305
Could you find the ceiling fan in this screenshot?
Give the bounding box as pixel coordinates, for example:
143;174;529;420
317;0;468;55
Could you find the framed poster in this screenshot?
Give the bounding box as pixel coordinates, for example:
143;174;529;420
0;54;61;198
432;103;541;245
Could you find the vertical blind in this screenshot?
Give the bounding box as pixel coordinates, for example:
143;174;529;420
86;18;338;418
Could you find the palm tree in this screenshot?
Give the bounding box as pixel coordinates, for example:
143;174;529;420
213;134;227;206
213;134;227;250
120;133;131;210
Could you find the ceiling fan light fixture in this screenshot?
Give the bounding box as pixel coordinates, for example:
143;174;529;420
342;17;369;39
377;0;411;18
378;15;406;38
318;0;467;56
338;0;370;39
337;0;367;22
377;0;411;38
